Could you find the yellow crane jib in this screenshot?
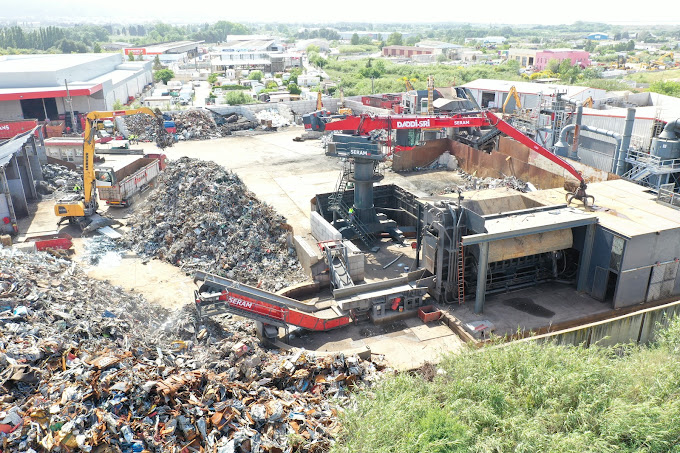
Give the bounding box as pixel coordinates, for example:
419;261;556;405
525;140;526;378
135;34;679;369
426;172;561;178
502;86;522;114
54;108;172;228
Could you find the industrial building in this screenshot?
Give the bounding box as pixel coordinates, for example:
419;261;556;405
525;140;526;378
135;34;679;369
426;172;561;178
0;128;44;234
461;78;604;110
508;48;538;68
382;45;437;58
0;53;152;124
123;40;204;64
534;49;591;70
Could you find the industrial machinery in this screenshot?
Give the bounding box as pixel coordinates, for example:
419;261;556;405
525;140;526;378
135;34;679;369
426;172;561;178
337;88;353;116
306;110;593;249
193;269;431;340
307;109;590;200
316;91;323;111
502;86;522;114
54;108;172;230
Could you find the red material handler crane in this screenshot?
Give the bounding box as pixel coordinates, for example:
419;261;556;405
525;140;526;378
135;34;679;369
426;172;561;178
308;110;592;205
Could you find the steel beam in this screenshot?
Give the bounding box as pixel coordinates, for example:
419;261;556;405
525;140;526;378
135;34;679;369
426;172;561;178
475;242;489;314
462;217;597;246
577;223;597;292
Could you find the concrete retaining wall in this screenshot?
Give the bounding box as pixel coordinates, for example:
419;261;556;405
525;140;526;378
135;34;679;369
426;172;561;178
210;98;340;122
293;235;322;278
310;211;341;242
529;299;680;347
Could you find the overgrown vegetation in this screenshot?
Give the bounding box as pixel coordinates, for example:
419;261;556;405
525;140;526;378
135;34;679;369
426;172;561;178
334;316;680;453
324;58;524;96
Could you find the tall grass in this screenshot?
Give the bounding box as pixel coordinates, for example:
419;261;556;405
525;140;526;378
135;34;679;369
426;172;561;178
333;316;680;453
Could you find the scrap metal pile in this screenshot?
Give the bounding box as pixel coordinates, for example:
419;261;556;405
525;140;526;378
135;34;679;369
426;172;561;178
122;157;307;292
0;248;388;452
35;164;83;197
123;109;257;142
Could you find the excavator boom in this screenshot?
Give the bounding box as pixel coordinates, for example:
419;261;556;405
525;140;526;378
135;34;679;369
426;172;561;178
54;107;172;226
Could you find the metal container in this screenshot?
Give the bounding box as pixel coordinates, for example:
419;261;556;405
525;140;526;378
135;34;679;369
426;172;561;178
650;137;680;159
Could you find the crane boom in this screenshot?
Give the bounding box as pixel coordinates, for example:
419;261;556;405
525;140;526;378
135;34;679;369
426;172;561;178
55;108;172;224
312;111;584;183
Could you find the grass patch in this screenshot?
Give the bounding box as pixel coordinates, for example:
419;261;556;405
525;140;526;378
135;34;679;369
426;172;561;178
333;316;680;452
625;68;680;84
338;45;379;54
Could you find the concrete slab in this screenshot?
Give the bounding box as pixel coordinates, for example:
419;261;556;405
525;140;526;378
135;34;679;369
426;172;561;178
404;316;456;341
448;282;613;338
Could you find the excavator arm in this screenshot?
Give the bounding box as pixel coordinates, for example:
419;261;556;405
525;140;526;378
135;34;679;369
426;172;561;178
55;107;172;224
502;86;522;114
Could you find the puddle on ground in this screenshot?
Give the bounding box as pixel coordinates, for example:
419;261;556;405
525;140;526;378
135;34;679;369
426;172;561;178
81;235;124;267
502;297;555;318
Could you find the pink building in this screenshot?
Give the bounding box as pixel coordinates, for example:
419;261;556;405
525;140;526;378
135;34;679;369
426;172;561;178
534;49;591;71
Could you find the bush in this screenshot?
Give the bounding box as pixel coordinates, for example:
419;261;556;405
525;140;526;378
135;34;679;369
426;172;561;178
334;316;680;453
225;91;254;105
248;70;263;81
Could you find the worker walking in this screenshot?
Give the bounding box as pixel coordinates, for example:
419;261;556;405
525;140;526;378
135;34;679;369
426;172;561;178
348;206;355;222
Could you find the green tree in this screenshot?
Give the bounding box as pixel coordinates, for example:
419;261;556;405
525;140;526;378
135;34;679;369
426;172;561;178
387;32;403;46
288;82;301;95
136;53;144;61
93;42;102;53
287;68;302;85
350;33;360;45
128;52;135;61
225;90;252;105
153;55;163;70
248;70;263;81
306;44;320;53
154;68;175;84
546;58;561;73
649;81;680;97
207;73;219;85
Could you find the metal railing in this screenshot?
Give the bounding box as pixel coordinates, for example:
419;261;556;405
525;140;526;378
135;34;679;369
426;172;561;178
658;183;680;208
625;150;680;174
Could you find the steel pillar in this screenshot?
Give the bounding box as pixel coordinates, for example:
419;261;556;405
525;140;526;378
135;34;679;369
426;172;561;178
474;242;489;314
351;158;382;225
616;108;636;176
577;223;597;292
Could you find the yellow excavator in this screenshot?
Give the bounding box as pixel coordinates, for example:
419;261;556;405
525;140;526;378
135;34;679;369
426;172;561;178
337;88;353;115
54;107;173;232
502;85;522;114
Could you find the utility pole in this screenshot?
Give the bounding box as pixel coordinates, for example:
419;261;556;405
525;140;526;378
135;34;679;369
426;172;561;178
64;79;78;134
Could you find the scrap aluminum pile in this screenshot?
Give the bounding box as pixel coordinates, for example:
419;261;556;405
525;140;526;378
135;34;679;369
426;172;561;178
123;109;257;142
0;247;388;452
432;169;529;195
122;157;307;292
35;164;83;197
255;110;291;129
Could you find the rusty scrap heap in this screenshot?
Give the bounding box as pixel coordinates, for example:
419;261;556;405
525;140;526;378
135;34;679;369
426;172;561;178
123;109;257;142
122;157;307;292
0;248;387;452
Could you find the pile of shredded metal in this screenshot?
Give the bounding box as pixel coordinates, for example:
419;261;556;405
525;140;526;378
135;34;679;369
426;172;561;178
121;157;308;292
0;248;387;452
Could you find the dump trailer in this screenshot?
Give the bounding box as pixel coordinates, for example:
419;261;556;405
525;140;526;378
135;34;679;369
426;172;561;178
95;154;166;207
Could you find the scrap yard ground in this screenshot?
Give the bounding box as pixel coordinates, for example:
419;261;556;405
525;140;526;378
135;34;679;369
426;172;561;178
18;126;471;370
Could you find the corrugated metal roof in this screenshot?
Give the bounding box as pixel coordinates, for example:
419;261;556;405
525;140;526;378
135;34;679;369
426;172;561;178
461;78;599;98
0;128;36;167
0;53;112;73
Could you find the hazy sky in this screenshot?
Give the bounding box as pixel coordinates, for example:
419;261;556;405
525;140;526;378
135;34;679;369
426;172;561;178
4;0;680;25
